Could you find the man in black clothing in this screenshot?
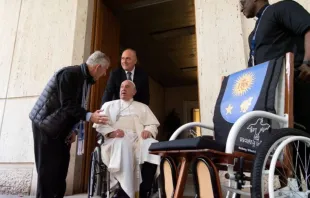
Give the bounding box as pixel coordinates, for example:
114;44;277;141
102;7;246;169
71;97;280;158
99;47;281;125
240;0;310;127
29;51;110;198
241;0;310;125
240;0;310;72
101;48;150;105
240;0;310;187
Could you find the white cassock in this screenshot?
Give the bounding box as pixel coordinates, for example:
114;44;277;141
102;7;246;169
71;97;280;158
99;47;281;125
93;99;160;198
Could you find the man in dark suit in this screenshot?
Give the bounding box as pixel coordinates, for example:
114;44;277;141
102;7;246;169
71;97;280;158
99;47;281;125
101;48;150;105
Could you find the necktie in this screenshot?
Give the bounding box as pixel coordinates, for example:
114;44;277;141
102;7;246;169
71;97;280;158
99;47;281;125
127;71;132;81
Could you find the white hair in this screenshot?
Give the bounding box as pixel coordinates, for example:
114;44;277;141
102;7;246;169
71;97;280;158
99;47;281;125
122;80;136;90
86;51;110;68
128;80;136;90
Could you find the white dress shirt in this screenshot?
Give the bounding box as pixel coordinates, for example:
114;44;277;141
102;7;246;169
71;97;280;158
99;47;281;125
125;67;135;81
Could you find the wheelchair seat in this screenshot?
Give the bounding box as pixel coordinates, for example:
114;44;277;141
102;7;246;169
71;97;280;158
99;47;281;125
149;136;225;152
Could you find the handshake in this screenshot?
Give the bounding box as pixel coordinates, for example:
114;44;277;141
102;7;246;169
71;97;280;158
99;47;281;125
90;110;109;124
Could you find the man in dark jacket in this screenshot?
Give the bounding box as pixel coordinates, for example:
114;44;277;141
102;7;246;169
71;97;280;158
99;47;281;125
240;0;310;188
101;48;150;105
240;0;310;127
29;51;110;198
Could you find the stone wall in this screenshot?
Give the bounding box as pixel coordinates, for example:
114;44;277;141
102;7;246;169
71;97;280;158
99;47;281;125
0;0;93;195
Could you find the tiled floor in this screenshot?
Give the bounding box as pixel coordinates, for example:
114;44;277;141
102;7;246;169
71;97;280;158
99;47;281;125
0;174;196;198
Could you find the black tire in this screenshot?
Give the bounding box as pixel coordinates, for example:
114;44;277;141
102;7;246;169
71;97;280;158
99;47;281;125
88;149;103;198
88;152;95;197
251;128;310;198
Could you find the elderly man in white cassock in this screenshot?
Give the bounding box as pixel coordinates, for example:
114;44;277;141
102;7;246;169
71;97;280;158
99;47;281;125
93;80;160;198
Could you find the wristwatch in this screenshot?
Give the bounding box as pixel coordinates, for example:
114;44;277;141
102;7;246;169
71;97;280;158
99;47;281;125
303;60;310;66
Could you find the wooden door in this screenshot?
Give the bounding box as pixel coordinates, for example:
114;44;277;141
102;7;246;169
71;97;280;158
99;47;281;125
81;0;120;191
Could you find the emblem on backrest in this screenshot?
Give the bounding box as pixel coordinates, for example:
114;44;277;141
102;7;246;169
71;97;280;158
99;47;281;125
220;62;269;123
233;72;255;96
246;118;270;147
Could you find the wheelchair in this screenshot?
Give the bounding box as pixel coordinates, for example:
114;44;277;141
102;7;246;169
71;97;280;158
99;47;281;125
149;53;310;198
87;133;160;198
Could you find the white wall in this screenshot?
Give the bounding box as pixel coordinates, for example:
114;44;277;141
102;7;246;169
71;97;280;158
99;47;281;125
0;0;93;195
195;0;310;135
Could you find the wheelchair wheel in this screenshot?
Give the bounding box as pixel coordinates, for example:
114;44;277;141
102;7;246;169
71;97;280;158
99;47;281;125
251;128;310;198
88;148;102;198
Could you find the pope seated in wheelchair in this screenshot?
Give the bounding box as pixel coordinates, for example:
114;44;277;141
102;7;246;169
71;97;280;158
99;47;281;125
93;80;160;198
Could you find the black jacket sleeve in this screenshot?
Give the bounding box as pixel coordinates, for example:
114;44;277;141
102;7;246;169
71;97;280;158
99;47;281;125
58;70;87;121
101;70;116;105
274;1;310;36
248;31;254;67
141;74;150;105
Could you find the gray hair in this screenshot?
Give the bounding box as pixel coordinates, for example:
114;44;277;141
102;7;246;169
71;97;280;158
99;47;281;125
86;51;110;68
122;80;136;90
128;80;136;90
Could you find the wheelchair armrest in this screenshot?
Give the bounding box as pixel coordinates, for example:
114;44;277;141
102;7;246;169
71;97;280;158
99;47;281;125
225;111;288;154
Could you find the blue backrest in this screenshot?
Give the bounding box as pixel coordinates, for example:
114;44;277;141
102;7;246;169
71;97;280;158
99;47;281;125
213;56;284;153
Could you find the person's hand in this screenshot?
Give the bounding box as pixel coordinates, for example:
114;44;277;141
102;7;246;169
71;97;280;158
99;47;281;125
141;130;152;139
91;110;109;124
108;129;125;138
298;64;310;82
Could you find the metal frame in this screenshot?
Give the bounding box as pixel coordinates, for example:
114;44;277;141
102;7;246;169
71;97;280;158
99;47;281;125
88;138;110;198
268;136;310;197
166;111;288;198
168;111;288;153
89;136;160;198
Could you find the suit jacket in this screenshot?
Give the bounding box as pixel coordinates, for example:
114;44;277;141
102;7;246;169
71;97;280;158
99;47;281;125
101;66;150;105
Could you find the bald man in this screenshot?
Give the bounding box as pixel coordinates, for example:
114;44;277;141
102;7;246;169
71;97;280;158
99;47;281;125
94;80;159;198
101;48;150;105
